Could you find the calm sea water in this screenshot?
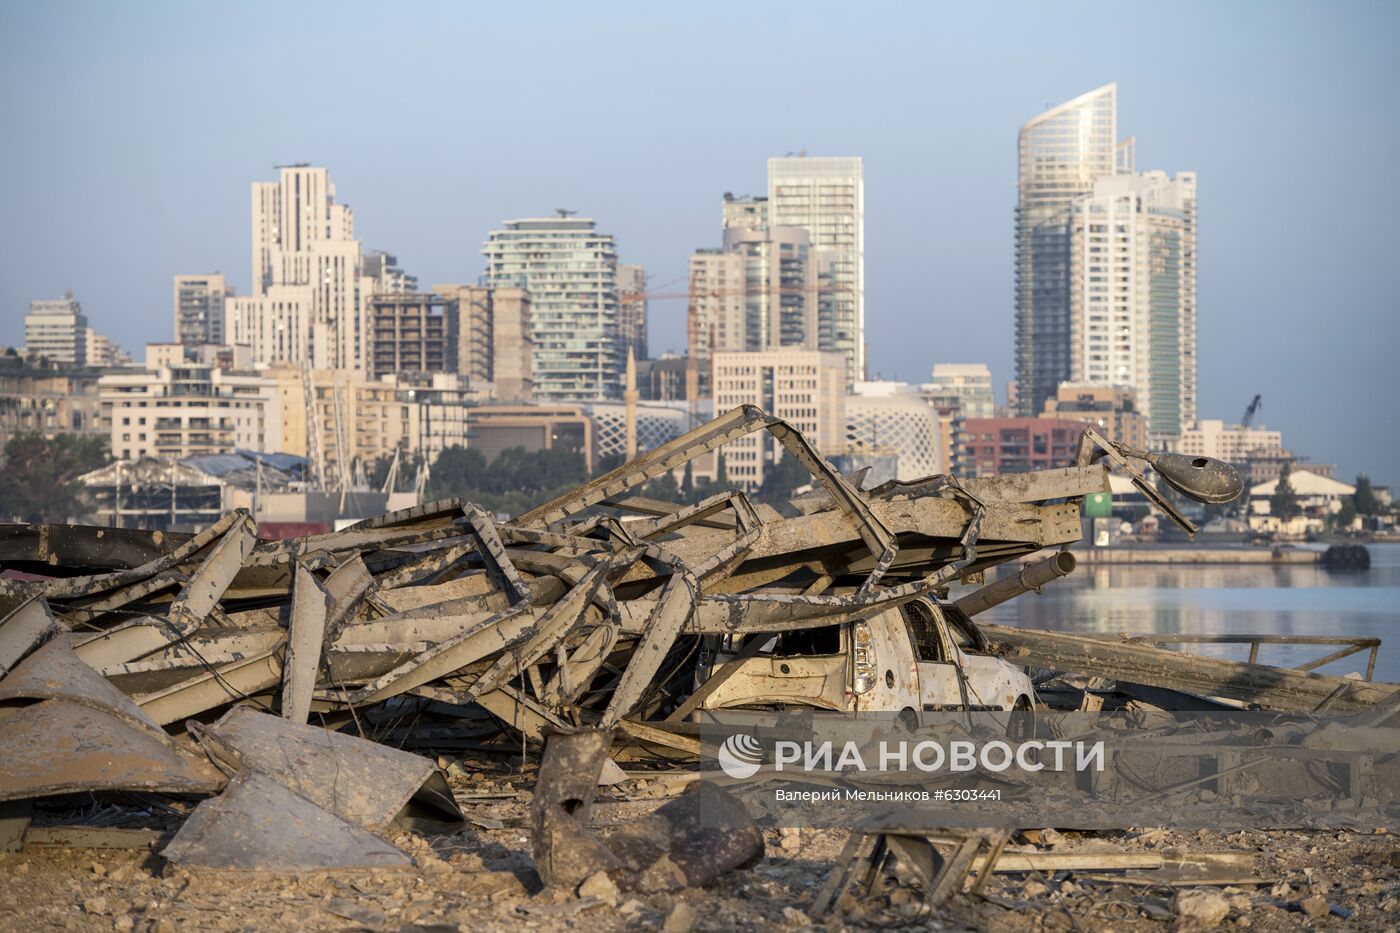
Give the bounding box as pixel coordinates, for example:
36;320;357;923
952;543;1400;685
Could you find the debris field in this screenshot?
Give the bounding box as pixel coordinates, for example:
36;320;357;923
0;404;1396;930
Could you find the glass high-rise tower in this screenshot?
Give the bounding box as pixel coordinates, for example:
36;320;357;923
1015;84;1119;417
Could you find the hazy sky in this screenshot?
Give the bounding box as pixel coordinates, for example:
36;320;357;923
2;1;1397;484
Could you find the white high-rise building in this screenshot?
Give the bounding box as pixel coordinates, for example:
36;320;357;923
228;165;376;370
482;216;621;402
1068;171;1197;442
24;293;88;364
767;156;864;385
1016;84;1122;418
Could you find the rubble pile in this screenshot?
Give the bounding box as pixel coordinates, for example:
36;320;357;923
0;405;1395;929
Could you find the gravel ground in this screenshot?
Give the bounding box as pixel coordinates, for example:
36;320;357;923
3;760;1398;933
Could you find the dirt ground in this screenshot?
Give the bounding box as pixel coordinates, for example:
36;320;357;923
3;760;1399;933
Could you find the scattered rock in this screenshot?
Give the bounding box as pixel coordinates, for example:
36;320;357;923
1300;895;1329;919
781;906;810;927
1039;828;1066;846
1022;880;1048;898
639;856;689;894
577;871;620;907
662;901;696;933
419;856;454;877
1176;890;1230;926
81;896;108;916
596;758;628;786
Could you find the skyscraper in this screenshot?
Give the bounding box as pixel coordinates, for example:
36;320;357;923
173;274;233;347
686;225;823;399
1015;84;1120;417
482;216;621;402
229;165;375;370
1068;171;1197;443
767;156;864;385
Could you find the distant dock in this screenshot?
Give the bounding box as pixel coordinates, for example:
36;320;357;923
1073;544;1369;568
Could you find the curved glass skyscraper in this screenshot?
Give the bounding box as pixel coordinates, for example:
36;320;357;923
1015;84;1119;417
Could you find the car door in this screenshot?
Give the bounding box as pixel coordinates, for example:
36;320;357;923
901;598;965;710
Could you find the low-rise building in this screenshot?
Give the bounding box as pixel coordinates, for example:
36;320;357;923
711;348;845;490
1249;469;1356;536
960;417;1091;477
1042;383;1147;450
78;452;298;532
263;366;472;484
586;401;690;461
0;354;107;448
844;383;940;480
465;405;594;472
1177;419;1284;464
99;348;279;461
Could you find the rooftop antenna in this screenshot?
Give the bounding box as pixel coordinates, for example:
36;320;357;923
555;208;577;218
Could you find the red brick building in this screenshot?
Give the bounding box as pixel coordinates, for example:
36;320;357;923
960;417;1091;476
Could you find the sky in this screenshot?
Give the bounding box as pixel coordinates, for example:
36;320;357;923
2;1;1397;485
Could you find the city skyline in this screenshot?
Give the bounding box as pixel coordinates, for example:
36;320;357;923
1;2;1396;483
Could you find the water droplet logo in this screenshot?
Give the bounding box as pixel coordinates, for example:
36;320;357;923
717;733;764;779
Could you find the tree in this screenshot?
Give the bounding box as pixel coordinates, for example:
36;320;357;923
592;451;625;478
1334;496;1358;532
1354;474;1380;516
680;460;694;500
757;454;810;504
0;433;110;522
1270;463;1301;523
425;445;590;516
367;450;423;492
426;446;487;500
642;471;682;504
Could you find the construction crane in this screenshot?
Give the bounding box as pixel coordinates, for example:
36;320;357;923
1233;394;1263;525
618;281;852;303
301;359;327;493
1241;394;1262;430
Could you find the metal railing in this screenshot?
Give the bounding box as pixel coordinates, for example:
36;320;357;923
1124;634;1380;681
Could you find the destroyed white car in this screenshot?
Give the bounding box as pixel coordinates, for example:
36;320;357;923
690;596;1034;718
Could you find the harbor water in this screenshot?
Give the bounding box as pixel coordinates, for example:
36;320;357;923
957;543;1400;685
